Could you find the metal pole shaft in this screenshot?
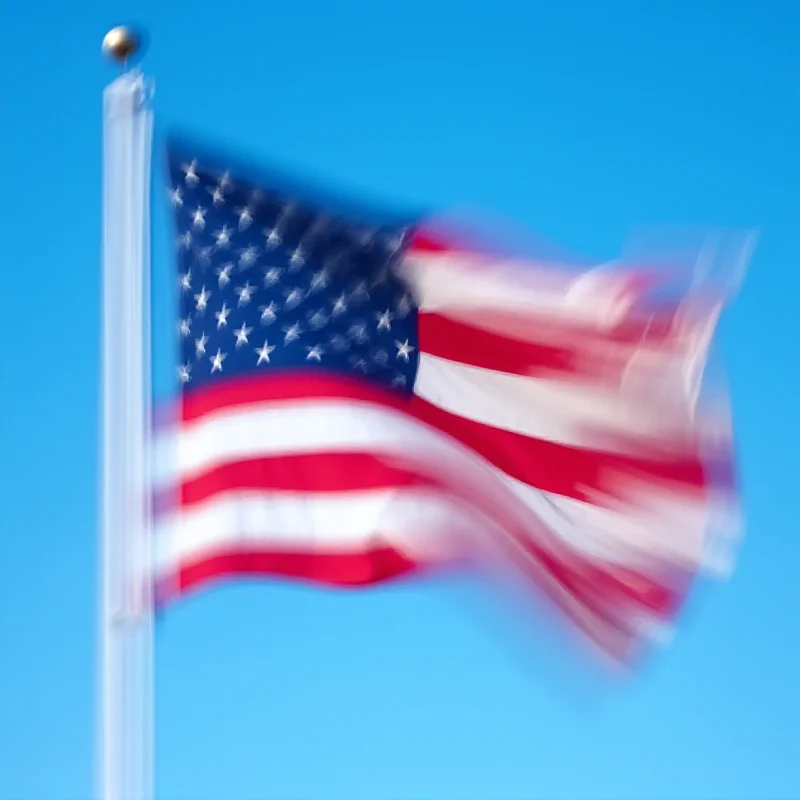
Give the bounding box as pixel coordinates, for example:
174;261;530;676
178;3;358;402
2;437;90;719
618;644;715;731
100;66;154;800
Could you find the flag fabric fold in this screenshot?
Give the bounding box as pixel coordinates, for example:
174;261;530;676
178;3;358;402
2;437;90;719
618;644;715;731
154;140;741;663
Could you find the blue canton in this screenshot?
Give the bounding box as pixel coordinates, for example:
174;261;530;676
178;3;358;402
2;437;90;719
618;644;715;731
167;149;420;396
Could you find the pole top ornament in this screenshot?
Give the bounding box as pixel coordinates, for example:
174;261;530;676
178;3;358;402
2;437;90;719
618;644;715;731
102;26;144;65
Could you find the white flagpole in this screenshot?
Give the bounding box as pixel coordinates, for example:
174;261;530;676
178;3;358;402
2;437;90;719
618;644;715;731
100;27;154;800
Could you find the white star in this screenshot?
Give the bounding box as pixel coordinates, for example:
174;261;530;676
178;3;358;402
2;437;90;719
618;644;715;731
235;281;255;306
307;309;329;329
214;225;233;247
306;345;324;362
195;334;209;357
177;231;192;249
277;203;298;229
197;246;214;265
332;293;348;316
289;248;306;270
215;303;231;329
348;322;369;344
179;270;192;292
392;373;407;387
351;281;370;303
263;226;282;249
259;302;278;324
329;333;349;352
194;286;211;313
235;206;254;230
305;214;329;241
394;338;415;362
238;246;260;267
349;356;369;372
256;340;276;365
355;228;375;248
191;207;206;229
210;348;227;373
182;160;199;185
372;349;389;366
207;185;225;206
270;207;296;246
264;266;283;286
169;187;183;207
309;268;330;293
207;173;231;205
284;287;305;310
218;171;233;191
179;317;191;337
177;363;191;383
324;250;346;272
282;323;302;343
395;293;413;318
370;265;391;289
216;263;234;287
376;309;392;331
234;323;253;348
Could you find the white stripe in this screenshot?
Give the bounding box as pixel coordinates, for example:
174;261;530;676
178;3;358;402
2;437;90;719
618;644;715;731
154;488;474;574
406;251;722;439
406;253;720;377
153;400;732;575
510;481;736;576
153;483;639;659
404;250;636;327
153;398;686;498
153;400;440;484
415;353;698;446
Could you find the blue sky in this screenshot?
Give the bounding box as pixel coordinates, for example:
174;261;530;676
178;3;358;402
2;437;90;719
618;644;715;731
2;1;799;798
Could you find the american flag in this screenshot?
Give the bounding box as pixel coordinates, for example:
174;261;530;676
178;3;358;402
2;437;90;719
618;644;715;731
154;140;738;662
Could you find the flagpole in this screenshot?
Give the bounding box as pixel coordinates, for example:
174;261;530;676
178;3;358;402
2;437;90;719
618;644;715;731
100;26;154;800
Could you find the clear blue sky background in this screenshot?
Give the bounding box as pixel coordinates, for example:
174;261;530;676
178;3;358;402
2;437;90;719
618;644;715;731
2;1;799;798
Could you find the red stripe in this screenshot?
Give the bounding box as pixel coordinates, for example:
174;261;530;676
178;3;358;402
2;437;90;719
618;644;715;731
157;544;662;663
159;529;678;646
408;230;459;254
179;452;437;506
178;373;710;502
419;311;607;379
167;444;685;624
408;395;708;503
437;307;692;351
408;227;512;257
158;547;422;602
418;311;704;390
405;240;711;351
180;371;399;422
166;373;701;634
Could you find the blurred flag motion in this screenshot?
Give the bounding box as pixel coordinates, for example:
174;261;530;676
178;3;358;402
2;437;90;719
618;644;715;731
153;138;746;664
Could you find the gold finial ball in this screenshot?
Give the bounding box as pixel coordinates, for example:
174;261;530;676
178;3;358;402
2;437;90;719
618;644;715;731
102;26;141;64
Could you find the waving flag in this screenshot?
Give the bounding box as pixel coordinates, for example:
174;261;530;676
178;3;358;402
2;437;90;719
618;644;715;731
154;139;740;662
